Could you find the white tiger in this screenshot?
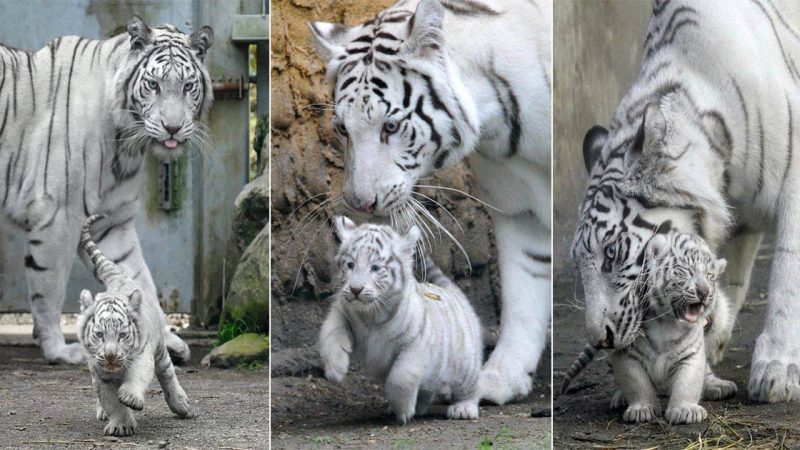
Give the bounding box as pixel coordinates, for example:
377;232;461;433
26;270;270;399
563;232;736;424
77;215;190;436
309;0;551;405
0;16;213;364
572;0;800;403
319;216;483;423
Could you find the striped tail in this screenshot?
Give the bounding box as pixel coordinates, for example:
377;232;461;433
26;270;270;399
80;214;128;289
560;343;599;395
420;251;452;288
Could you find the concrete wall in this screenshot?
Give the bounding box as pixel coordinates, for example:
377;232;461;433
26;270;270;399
553;0;651;278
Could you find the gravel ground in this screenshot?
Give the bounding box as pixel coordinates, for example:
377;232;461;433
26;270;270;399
553;238;800;449
0;344;268;449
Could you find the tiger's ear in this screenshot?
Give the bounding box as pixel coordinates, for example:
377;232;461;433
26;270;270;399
711;257;727;276
308;21;350;64
333;216;357;243
189;25;214;61
404;0;445;58
646;234;669;261
127;15;153;51
80;290;95;313
625;103;667;168
582;126;608;174
128;290;142;313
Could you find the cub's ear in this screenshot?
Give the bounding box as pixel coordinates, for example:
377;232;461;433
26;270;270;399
127;15;153;51
402;225;421;255
333;216;357;243
128;290;143;313
189;25;214;61
712;257;727;276
80;290;95;312
645;234;669;261
308;21;351;64
404;0;445;59
582;126;608;173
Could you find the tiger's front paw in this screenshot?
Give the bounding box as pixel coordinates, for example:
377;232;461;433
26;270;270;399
104;417;137;436
749;330;800;403
96;402;108;421
321;347;349;383
165;386;191;418
703;374;737;400
609;389;627;410
622;403;658;423
118;386;145;411
446;400;479;420
665;403;707;424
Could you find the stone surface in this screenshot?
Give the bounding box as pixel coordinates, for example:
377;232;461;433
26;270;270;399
232;173;269;254
270;0;500;353
223;226;269;333
201;333;269;368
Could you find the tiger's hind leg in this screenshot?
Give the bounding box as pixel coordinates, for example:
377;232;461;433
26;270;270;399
154;341;191;418
709;229;763;364
480;213;550;405
26;209;86;364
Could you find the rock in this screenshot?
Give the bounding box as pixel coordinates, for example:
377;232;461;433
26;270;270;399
531;406;552;418
201;333;269;368
232;174;269;254
222;227;269;333
270;347;323;378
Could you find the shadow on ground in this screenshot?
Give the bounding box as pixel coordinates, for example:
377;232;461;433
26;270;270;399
271;345;552;449
554;238;799;449
0;345;268;449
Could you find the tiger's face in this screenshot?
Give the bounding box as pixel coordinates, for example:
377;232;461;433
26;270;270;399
77;289;142;373
644;233;727;325
309;0;477;216
114;16;214;161
332;216;419;314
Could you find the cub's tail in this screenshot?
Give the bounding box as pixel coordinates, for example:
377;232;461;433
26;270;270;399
560;343;600;395
419;251;453;288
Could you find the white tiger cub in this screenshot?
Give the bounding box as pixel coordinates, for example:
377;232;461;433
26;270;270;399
319;217;482;423
0;16;212;364
77;215;190;436
309;0;551;404
563;232;735;424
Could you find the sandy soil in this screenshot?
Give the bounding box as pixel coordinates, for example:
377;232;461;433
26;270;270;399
0;345;268;449
553;239;799;449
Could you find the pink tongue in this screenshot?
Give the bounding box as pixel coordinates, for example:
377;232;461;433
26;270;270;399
683;303;703;323
163;139;178;149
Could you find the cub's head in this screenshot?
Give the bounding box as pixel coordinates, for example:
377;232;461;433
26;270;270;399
332;216;419;313
77;289;142;373
113;16;214;161
644;232;726;325
309;0;477;216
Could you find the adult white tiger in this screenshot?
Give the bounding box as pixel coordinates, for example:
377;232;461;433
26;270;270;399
309;0;551;404
0;17;213;364
572;0;800;403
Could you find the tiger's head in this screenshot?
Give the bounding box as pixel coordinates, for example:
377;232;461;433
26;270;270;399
644;232;726;325
77;289;142;373
112;16;214;161
309;0;478;216
332;216;419;315
572;94;732;349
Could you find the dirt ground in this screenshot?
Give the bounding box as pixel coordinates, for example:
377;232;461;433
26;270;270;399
271;350;552;449
553;239;800;449
0;344;268;449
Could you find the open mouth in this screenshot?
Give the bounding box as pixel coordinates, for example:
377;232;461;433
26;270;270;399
681;302;705;323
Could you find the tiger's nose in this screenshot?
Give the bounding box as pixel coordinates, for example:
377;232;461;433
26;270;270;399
350;286;363;297
345;193;376;213
163;123;181;136
696;282;711;303
597;326;614;349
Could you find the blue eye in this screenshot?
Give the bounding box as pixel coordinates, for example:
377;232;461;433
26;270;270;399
346;261;354;269
147;79;159;90
335;122;348;136
605;243;617;261
183;82;195;93
383;119;399;134
371;264;381;272
94;331;104;339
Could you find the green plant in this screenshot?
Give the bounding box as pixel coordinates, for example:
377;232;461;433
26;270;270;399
216;318;250;346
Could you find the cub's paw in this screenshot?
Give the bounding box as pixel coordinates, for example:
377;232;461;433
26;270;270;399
118;387;145;411
703;376;738;401
609;389;627;410
446;400;479;420
393;409;415;425
96;403;108;421
622;403;658;423
321;348;349;383
104;418;137;436
749;359;800;403
165;388;191;418
665;404;707;424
